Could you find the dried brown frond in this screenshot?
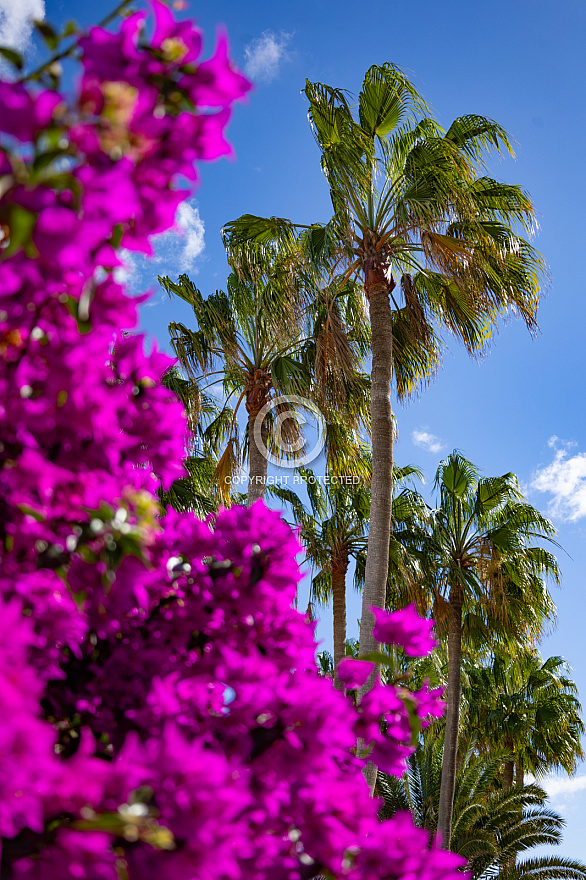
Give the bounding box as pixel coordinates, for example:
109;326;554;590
421;230;474;276
213;437;240;508
274;399;302;449
392;286;442;400
432;593;451;637
314;299;357;411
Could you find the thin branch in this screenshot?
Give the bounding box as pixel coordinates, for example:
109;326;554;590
20;0;134;83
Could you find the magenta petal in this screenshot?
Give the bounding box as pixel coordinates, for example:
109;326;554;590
371;604;438;656
337;657;375;688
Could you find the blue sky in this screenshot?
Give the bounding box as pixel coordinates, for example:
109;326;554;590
5;0;586;858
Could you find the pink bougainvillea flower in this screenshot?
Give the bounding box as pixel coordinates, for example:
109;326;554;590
337;656;375;688
181;30;251;108
0;83;61;141
371;603;438;656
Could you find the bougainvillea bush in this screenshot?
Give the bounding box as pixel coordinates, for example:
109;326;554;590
0;5;466;879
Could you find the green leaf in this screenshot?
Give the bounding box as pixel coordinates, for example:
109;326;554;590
111;224;124;249
4;206;36;257
400;691;423;746
222;214;297;248
441;459;469;496
63;20;78;37
358;63;426;138
63;294;92;335
16;503;46;521
32;148;67;175
0;46;23;70
33;20;59;51
359;74;400;138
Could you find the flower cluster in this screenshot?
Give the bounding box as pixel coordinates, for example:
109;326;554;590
0;0;252;564
0;7;465;880
338;615;444;778
372;604;438;657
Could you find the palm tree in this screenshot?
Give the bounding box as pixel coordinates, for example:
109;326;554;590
464;649;584;789
271;458;370;685
160;367;235;514
389;452;559;846
223;65;546;740
161;262;368;506
272;460;423;686
160;264;305;506
378;738;586;880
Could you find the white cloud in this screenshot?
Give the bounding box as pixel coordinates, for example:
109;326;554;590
143;292;167;309
0;0;45;52
175;202;205;271
100;202;206;309
412;429;445;455
531;437;586;521
244;30;291;83
538;774;586;799
149;199;206;277
523;772;586;815
113;249;137;285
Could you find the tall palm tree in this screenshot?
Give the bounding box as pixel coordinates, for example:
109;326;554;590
378;737;586;880
390;452;559;847
464;650;584;789
223;65;546;742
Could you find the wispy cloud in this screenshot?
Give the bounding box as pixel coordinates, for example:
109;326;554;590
0;0;45;52
153;199;206;273
412;429;445;455
244;30;291;83
143;291;167;309
539;774;586;798
114;249;138;286
526;773;586;814
531;437;586;521
175;202;205;271
114;200;206;306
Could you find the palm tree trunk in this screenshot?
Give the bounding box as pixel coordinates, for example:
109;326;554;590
332;553;349;689
358;268;394;793
437;590;463;849
247;408;267;505
515;759;524;787
502;753;518;872
503;760;515;790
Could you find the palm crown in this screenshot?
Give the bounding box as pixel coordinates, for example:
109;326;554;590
465;649;585;785
226;64;544;397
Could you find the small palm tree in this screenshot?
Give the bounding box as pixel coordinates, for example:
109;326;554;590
272;459;422;685
271;461;370;684
378;738;586;880
160;368;232;515
161;265;306;506
389;451;559;846
464;649;584;789
161;260;368;505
